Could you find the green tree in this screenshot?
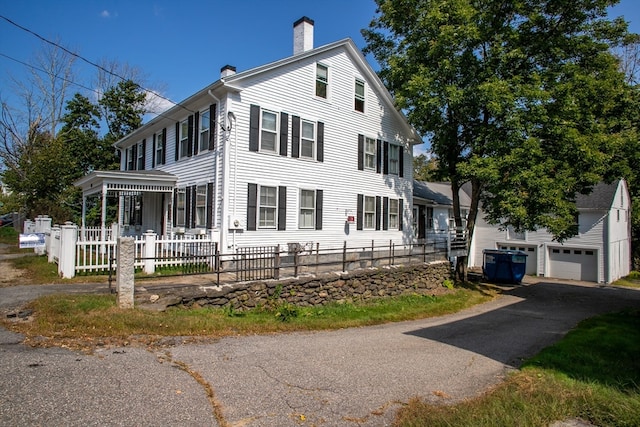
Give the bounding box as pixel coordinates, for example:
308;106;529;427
413;153;440;182
364;0;636;278
99;79;146;144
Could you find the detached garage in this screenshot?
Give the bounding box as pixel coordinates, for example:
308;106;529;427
548;247;598;282
498;244;537;275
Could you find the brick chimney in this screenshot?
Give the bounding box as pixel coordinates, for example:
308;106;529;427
293;16;314;55
220;65;236;78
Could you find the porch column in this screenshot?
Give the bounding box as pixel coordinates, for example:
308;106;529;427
101;182;108;242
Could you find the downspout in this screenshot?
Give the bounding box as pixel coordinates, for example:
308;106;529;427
207;89;226;249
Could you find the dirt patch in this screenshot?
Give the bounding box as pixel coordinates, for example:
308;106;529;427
0;244;30;287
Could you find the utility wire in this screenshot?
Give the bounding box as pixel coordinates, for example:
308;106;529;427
0;51;185;124
0;14;195;115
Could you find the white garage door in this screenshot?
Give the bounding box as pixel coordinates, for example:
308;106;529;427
499;245;537;275
548;248;598;282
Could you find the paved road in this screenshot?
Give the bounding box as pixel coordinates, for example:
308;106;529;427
1;279;639;426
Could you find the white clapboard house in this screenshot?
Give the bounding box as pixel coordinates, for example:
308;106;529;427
75;17;421;252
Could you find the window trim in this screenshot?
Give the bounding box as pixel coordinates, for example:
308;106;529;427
155;130;164;166
300;119;316;159
389;144;400;175
258;185;278;229
260;109;279;153
364;136;376;170
389;199;399;229
198;108;210;153
299;189;316;229
315;63;328;99
175;189;186;227
179;119;189;159
195;185;207;228
136;141;144;170
354;78;365;112
364;196;376;230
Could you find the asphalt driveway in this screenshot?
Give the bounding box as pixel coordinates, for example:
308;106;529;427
1;279;639;426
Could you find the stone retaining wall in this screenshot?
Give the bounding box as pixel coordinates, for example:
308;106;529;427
137;261;453;311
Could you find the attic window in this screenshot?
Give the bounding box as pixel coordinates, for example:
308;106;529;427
316;63;328;98
354;78;365;112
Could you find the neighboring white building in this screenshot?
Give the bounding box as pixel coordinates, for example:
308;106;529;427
75;17;421;251
468;179;632;284
412;181;470;241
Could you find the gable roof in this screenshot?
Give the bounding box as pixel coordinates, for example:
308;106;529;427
115;37;421;148
575;180;620;210
413;181;472;208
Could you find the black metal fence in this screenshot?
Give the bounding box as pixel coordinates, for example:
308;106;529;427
113;238;458;288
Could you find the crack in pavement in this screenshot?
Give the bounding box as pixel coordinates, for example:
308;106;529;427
158;350;230;427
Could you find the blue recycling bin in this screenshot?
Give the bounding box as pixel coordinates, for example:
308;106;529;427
483;249;528;284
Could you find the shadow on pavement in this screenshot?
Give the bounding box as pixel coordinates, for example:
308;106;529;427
404;281;640;367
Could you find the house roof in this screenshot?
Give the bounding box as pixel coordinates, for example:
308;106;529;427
413;181;472;208
575;180;620;210
115;37;421;148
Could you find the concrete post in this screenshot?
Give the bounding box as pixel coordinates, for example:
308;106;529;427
58;222;78;279
116;236;135;309
143;230;156;275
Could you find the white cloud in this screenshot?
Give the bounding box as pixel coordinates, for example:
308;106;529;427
100;10;111;18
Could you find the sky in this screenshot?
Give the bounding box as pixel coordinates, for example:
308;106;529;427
1;0;639;139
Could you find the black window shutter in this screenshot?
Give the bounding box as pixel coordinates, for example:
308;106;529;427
383;141;389;175
376;196;382;230
185;186;193;228
247;184;258;231
399;146;404;177
249;104;260;152
187;115;194;157
152;134;156;168
172;188;178;226
376;139;382;174
357;134;364;170
383;197;389;231
206;182;214;229
193;112;200;155
175;122;180;162
356;194;363;230
209;104;217;151
141;139;146;170
291;115;300;158
317;121;324;162
280;112;288;156
315;189;323;230
399;198;404;231
278;186;287;231
161;128;166;165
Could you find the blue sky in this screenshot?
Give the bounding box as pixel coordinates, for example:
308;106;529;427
1;0;639;129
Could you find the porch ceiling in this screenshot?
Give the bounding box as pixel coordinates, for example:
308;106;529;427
74;170;178;197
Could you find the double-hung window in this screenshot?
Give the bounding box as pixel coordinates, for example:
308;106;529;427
364;137;376;170
199;109;210;152
389;144;400;175
176;189;186;227
136;142;144;170
301;120;315;159
195;185;207;227
126;146;135;170
389;199;399;229
259;186;277;228
261;110;278;152
155;130;164;166
299;189;315;229
316;63;328;98
354;79;365;112
364;196;376;229
179;119;189;159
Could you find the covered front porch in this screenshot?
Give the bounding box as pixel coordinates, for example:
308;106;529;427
74;170;178;238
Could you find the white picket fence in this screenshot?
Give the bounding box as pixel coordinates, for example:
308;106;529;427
28;218;216;278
